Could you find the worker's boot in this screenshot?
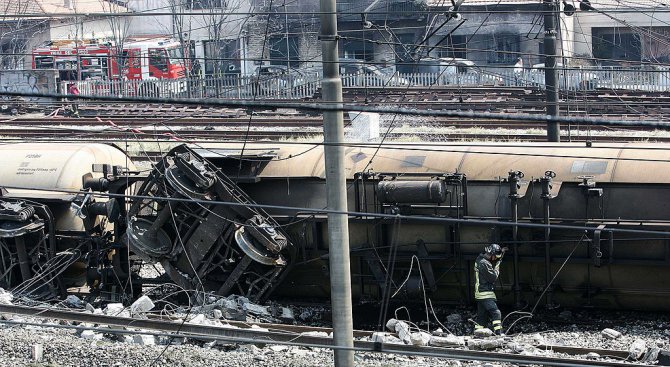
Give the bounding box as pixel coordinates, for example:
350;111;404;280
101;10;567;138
493;320;503;336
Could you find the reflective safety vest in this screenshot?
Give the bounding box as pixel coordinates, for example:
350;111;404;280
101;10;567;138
474;253;500;300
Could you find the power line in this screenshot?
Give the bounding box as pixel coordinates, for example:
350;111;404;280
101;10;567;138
7;9;670;18
1;183;669;237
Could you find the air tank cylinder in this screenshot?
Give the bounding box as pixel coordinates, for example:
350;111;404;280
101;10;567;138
376;180;446;204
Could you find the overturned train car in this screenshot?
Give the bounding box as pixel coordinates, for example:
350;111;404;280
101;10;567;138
0;142;669;311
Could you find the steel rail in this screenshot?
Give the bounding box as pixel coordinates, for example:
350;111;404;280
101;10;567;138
4;90;670;129
0;304;652;367
0;127;667;144
2;116;663;130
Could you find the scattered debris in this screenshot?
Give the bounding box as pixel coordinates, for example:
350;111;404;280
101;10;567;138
601;328;622;339
103;303;130;318
468;338;505;350
130;295;155;316
31;343;43;362
643;347;662;363
371;332;403;344
629;339;647;360
64;295;83;308
474;328;494;338
410;331;431;346
0;288;13;305
189;314;208;325
386;318;412;344
132;334;156;346
429;335;466;347
80;330;103;340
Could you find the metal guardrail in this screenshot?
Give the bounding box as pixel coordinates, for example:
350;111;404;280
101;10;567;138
64;68;670;100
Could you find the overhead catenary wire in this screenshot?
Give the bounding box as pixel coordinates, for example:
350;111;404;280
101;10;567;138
0;184;668;238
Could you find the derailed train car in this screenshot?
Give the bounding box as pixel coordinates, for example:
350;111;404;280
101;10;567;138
0;144;135;299
0;142;669;311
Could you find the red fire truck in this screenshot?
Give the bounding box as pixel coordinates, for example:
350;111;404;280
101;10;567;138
32;38;189;96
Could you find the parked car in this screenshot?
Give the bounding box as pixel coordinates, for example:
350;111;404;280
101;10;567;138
251;65;307;95
529;63;598;90
338;58;410;87
415;57;504;86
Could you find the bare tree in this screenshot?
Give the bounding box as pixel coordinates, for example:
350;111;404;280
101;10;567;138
641;27;670;63
167;0;193;80
100;0;132;78
197;0;247;76
0;0;48;70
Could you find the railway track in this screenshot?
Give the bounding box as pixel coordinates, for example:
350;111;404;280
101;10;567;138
1;114;665;132
0;303;659;367
0;124;666;145
6;86;670;119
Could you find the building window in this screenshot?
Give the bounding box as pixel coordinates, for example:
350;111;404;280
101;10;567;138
186;0;226;9
204;39;240;75
269;35;300;68
340;39;373;61
438;35;467;59
394;33;415;72
592;28;641;63
487;33;520;64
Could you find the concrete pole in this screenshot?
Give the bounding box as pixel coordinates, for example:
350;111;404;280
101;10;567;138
319;0;355;366
544;0;560;142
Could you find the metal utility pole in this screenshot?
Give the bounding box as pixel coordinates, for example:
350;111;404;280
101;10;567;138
544;0;560;142
319;0;354;365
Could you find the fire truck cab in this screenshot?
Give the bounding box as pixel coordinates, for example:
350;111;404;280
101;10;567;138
32;38;188;82
121;39;187;81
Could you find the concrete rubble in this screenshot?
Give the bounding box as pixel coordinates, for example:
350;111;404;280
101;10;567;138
473;328;494;338
371;332;403;344
629;338;647;360
0;288;13;305
467;337;505;350
80;330;103;341
103;303;130;318
0;287;667;367
132;334;156;346
130;295;155;316
410;331;431;346
601;328;622;339
429;334;466;347
191;295;295;324
385;318;412;344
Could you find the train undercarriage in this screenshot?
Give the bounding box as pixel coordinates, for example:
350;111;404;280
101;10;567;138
0;142;668;311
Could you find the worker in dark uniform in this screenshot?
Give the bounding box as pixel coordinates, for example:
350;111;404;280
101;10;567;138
474;243;507;335
67;83;80;118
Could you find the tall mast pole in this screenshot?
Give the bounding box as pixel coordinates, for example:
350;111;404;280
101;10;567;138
318;0;354;365
544;0;560;142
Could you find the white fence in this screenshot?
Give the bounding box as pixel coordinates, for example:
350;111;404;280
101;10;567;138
66;67;670;99
65;73;322;100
